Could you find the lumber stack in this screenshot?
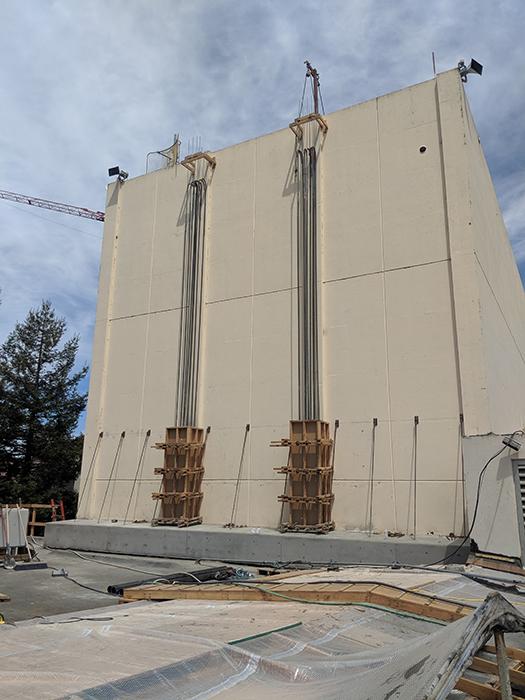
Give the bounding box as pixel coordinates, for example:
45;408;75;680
120;580;473;621
272;420;334;533
151;427;205;527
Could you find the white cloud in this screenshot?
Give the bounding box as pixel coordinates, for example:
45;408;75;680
0;0;524;371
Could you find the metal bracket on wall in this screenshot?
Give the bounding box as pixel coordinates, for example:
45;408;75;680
180;151;216;174
289;112;328;139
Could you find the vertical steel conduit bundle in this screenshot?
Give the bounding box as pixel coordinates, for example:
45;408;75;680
176;178;207;427
296;147;320;420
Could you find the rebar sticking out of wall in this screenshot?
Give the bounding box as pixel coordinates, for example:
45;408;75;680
367;418;378;537
296;147;320;420
76;431;103;516
413;415;419;539
225;424;250;528
97;431;125;523
176;178;207;428
123;429;151;525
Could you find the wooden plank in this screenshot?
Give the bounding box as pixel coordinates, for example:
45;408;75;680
366;587;468;622
486;646;525;664
455;677;503;700
470;656;525;688
470;556;525;578
121;580;473;620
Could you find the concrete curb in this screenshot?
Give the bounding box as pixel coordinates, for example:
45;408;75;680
45;520;470;566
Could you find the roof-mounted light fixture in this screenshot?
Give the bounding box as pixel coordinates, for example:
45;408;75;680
502;434;522;451
458;58;483;82
108;166;129;182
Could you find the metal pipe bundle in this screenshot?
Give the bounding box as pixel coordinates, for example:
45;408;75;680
296;147;320;420
176;178;207;427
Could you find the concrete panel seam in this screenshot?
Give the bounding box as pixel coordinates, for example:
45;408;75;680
323;258;452;286
474;251;525;366
206;285;298;306
110;305;183;322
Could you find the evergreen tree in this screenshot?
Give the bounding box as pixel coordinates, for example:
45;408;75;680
0;301;87;513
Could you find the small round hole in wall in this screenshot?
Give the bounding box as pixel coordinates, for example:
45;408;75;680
419;145;427;153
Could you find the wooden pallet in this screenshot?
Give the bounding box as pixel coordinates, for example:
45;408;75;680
151;427;205;527
272;420;335;532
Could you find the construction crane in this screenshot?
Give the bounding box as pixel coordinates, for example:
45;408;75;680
0;189;105;222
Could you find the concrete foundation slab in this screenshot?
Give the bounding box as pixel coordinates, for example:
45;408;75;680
45;520;469;566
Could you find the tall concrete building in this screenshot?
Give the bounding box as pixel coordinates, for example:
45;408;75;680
62;68;525;562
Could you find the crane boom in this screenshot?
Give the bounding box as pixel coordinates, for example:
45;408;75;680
0;189;105;222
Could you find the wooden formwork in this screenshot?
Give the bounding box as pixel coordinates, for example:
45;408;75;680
151;427;205;527
272;420;335;533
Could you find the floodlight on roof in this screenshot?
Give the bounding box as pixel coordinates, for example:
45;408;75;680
108;166;129;182
458;58;483;82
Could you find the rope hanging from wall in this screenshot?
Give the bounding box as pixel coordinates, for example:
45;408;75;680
176;178;207;427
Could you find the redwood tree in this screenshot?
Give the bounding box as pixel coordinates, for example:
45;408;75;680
0;301;87;513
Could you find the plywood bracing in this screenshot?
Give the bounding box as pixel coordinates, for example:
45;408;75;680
151;427;205;527
272;420;335;533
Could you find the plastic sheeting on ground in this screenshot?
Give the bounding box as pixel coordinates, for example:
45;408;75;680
1;589;524;699
69;593;523;699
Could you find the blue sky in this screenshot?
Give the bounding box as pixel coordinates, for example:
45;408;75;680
1;0;524;415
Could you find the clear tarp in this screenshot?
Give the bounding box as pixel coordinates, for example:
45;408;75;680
1;589;523;699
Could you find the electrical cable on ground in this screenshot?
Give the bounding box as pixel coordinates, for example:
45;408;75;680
48;567;117;597
256;560;525;591
39;616;115;624
43;543;205;579
425;444;507;567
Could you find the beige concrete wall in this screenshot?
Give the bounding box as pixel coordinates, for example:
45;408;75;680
77;70;525;544
464;98;525;433
436;71;525;556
